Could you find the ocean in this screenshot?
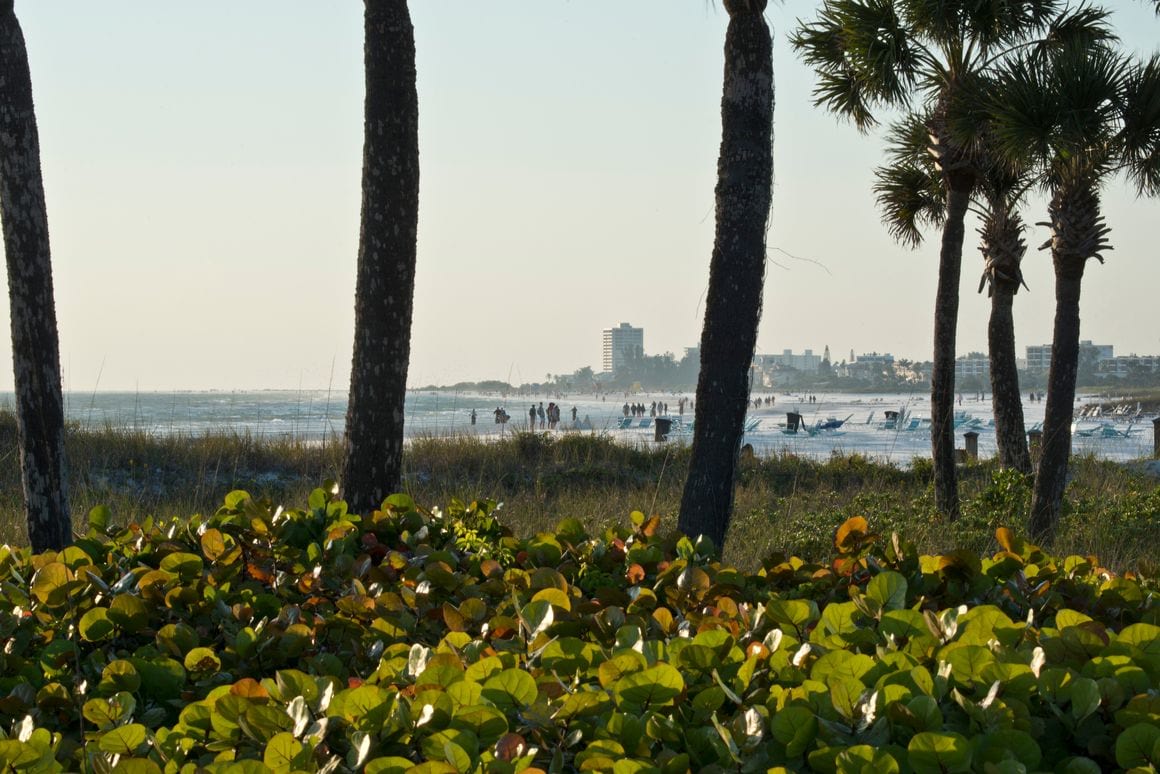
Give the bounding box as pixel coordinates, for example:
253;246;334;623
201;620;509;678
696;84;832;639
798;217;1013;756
1;389;1152;465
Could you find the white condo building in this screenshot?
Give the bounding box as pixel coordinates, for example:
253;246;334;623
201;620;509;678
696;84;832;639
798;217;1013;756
602;322;644;374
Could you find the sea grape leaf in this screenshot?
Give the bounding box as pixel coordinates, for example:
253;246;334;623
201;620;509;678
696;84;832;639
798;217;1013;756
79;608;114;642
30;562;71;608
1114;723;1160;770
451;704;509;744
129;657;185;702
816;601;862;641
481;669;538;713
97;723;147;755
837;744;900;774
866;571;907;612
973;729;1041;769
1069;677;1101;722
159;552;204;580
770;705;817;758
834;517;871;553
263;731;307;772
363;758;415;774
109;594;150;632
941;645;995;688
184;647;221;676
612;664;684;712
766;599;817;631
520;599;554;640
908;731;971;774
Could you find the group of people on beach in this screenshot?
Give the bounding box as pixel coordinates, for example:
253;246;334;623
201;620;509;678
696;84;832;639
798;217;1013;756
529;402;569;429
623;401;670;418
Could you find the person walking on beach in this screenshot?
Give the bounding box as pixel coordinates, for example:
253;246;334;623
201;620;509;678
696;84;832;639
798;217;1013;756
529;405;537;431
537;402;546;429
623;402;630;418
470;408;477;426
571;406;577;423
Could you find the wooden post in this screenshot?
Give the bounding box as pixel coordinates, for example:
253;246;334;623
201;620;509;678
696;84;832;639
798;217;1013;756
964;431;979;461
1028;428;1042;465
1154;417;1160;459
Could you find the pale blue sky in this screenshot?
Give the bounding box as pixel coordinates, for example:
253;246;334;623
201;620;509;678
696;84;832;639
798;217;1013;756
2;1;1157;391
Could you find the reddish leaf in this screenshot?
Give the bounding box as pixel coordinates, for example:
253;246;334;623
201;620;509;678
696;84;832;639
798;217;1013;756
494;732;527;762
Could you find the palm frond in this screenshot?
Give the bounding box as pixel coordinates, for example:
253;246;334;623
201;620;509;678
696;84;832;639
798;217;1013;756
987;53;1057;173
1028;5;1118;64
791;0;920;129
1119;54;1160;196
873;161;946;248
881;111;935;169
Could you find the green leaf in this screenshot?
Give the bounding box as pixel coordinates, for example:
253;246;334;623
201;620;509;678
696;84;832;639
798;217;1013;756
1115;723;1160;770
770;705;817;758
867;571;908;611
97;723;147;755
942;645;995;688
612;664;685;712
481;669;538;713
184;647;222;674
88;505;111;534
520;599;554;639
908;732;972;774
838;744;900;774
108;594;150;632
159;552;204;580
364;759;417;774
79;608;114;642
1118;622;1160;655
263;731;306;772
129;657;186;702
767;599;816;630
31;562;71;608
1069;677;1101;721
974;729;1041;770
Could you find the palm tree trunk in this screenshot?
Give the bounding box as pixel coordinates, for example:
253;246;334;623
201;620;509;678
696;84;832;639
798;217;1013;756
930;178;970;521
342;0;419;516
988;287;1031;473
0;2;71;552
1030;267;1082;543
677;4;773;551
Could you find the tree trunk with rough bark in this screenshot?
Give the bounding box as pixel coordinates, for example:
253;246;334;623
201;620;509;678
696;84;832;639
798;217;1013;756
988;287;1031;473
342;0;419;516
0;1;71;552
1030;268;1082;543
677;2;773;551
930;177;971;521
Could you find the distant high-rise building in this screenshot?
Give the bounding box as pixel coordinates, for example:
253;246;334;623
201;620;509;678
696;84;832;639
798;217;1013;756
602;322;644;374
1025;340;1112;372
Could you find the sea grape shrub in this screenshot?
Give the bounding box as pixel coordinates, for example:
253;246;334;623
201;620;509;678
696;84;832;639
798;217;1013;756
0;496;1156;772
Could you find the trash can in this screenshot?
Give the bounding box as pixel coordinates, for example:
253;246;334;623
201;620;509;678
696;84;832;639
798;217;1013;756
655;417;673;442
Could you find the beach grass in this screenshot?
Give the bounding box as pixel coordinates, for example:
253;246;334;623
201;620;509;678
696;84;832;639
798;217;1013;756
0;413;1156;570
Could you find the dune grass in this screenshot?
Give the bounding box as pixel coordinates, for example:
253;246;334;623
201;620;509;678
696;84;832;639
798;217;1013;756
0;414;1156;570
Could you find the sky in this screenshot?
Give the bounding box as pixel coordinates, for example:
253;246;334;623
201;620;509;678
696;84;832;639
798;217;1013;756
2;1;1158;392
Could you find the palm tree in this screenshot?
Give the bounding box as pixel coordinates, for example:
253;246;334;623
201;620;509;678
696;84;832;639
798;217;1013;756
342;0;420;516
975;164;1034;473
792;0;1093;520
0;0;71;552
677;0;773;551
875;112;1034;474
990;44;1160;541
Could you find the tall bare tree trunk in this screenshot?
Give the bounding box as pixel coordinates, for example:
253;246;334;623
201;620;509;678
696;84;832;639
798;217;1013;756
930;177;970;521
988;287;1031;473
678;0;773;551
1030;267;1082;543
0;0;70;552
342;0;419;516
